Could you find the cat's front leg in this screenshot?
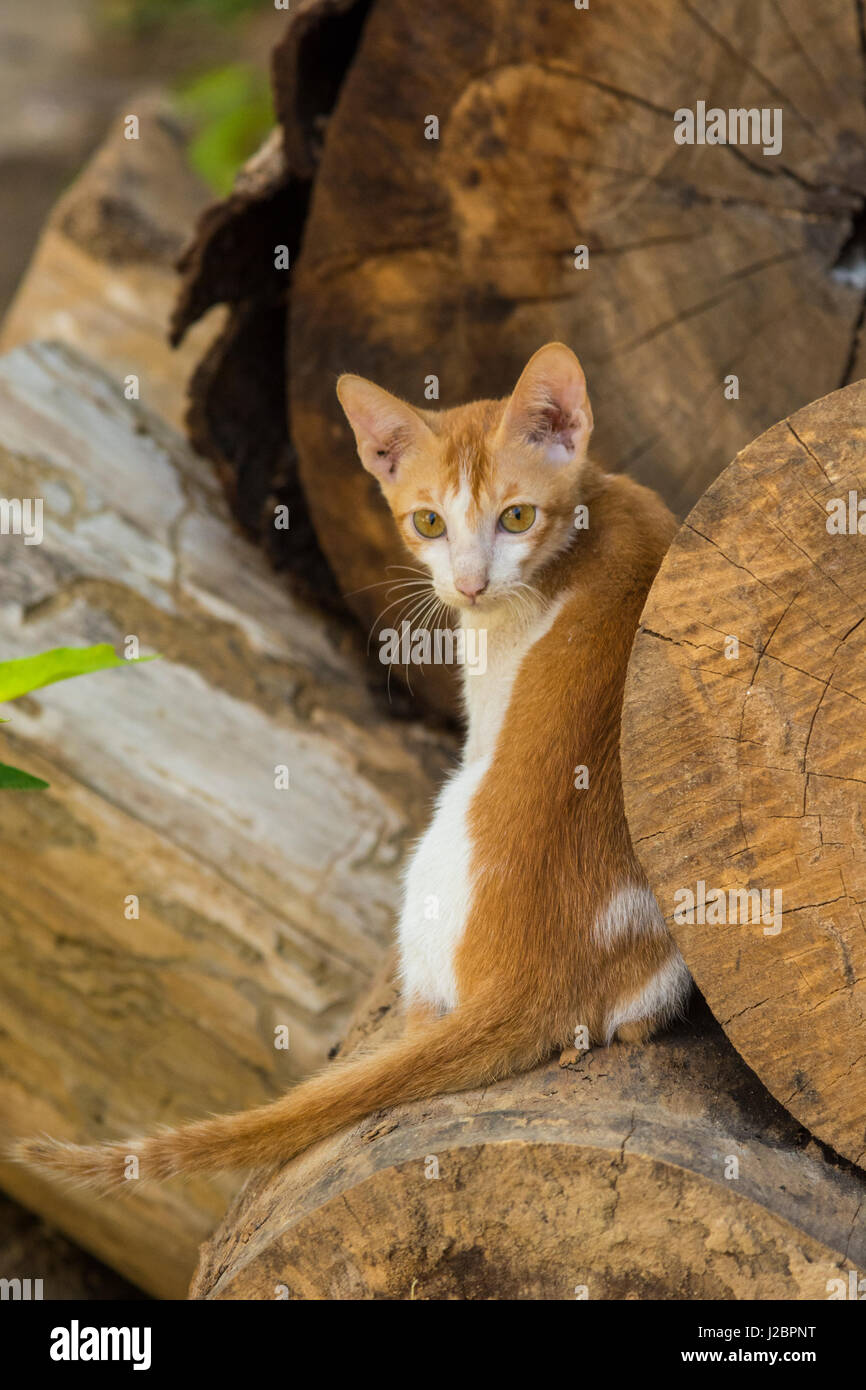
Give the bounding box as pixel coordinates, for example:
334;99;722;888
396;759;488;1015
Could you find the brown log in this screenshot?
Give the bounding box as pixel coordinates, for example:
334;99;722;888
0;341;453;1297
622;378;866;1168
170;0;370;624
190;960;866;1300
176;0;866;718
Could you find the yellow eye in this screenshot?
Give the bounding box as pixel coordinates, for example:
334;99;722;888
499;504;536;534
413;509;446;538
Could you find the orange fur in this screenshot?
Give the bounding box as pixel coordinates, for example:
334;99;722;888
11;344;684;1189
457;464;679;1042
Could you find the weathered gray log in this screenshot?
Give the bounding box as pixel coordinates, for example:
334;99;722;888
0;341;453;1297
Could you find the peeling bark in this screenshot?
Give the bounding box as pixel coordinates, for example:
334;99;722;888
176;0;866;718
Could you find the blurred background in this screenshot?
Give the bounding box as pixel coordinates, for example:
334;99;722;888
0;0;281;313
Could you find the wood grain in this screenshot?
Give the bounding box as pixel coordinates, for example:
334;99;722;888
0;342;453;1296
284;0;866;715
191;963;866;1300
622;377;866;1167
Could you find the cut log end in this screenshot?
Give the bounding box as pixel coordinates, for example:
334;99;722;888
622;378;866;1168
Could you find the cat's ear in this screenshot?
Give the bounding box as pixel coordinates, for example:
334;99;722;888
497;342;593;465
337;375;433;482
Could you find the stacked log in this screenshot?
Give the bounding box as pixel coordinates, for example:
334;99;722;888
622;377;866;1169
190;962;866;1300
0;95;223;434
191;378;866;1299
174;0;866;716
0;340;452;1297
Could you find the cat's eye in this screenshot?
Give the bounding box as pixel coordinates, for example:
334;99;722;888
499;504;536;534
413;509;446;538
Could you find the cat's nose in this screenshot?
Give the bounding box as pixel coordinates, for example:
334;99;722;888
456;578;488;600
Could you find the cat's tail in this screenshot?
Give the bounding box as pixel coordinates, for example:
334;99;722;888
10;992;545;1190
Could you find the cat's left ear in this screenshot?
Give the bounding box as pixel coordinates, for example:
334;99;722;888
337;375;434;482
497;342;593;465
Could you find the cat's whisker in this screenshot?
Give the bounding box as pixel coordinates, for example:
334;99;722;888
502;588;531;625
365;586;435;651
505;594;527;626
346;577;431;598
513;580;544;603
375;590;440;697
406;587;441;623
381;585;453;699
412;590;441;634
429;597;452;634
388;591;434;699
505;580;545;626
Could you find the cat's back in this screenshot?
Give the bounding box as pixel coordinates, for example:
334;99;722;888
512;467;676;728
553;465;677;612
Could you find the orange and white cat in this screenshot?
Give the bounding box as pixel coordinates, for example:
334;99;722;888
13;342;689;1185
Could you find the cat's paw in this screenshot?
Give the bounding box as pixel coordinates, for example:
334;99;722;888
615;1019;654;1045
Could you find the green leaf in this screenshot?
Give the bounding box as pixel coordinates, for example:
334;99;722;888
0;762;50;790
176;63;275;196
102;0;262;28
0;645;155;705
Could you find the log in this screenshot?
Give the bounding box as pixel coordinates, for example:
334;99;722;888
0;95;224;435
169;3;366;624
2;90;354;706
622;377;866;1168
175;0;866;717
0;341;453;1297
191;961;866;1300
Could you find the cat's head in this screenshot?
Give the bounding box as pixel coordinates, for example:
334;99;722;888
337;342;592;613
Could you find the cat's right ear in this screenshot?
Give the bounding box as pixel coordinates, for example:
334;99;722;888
337;376;433;482
497;342;593;466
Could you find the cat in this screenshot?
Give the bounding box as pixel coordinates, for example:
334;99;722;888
12;342;690;1185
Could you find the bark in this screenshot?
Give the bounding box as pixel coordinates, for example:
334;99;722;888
0;342;452;1297
176;0;866;717
191;961;866;1300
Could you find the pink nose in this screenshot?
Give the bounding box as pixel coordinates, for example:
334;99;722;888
456;578;488;599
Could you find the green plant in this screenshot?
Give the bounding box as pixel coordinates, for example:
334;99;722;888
0;645;154;790
102;0;264;27
177;62;275;195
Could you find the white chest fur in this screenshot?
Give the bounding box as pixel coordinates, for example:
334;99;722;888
396;596;566;1011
